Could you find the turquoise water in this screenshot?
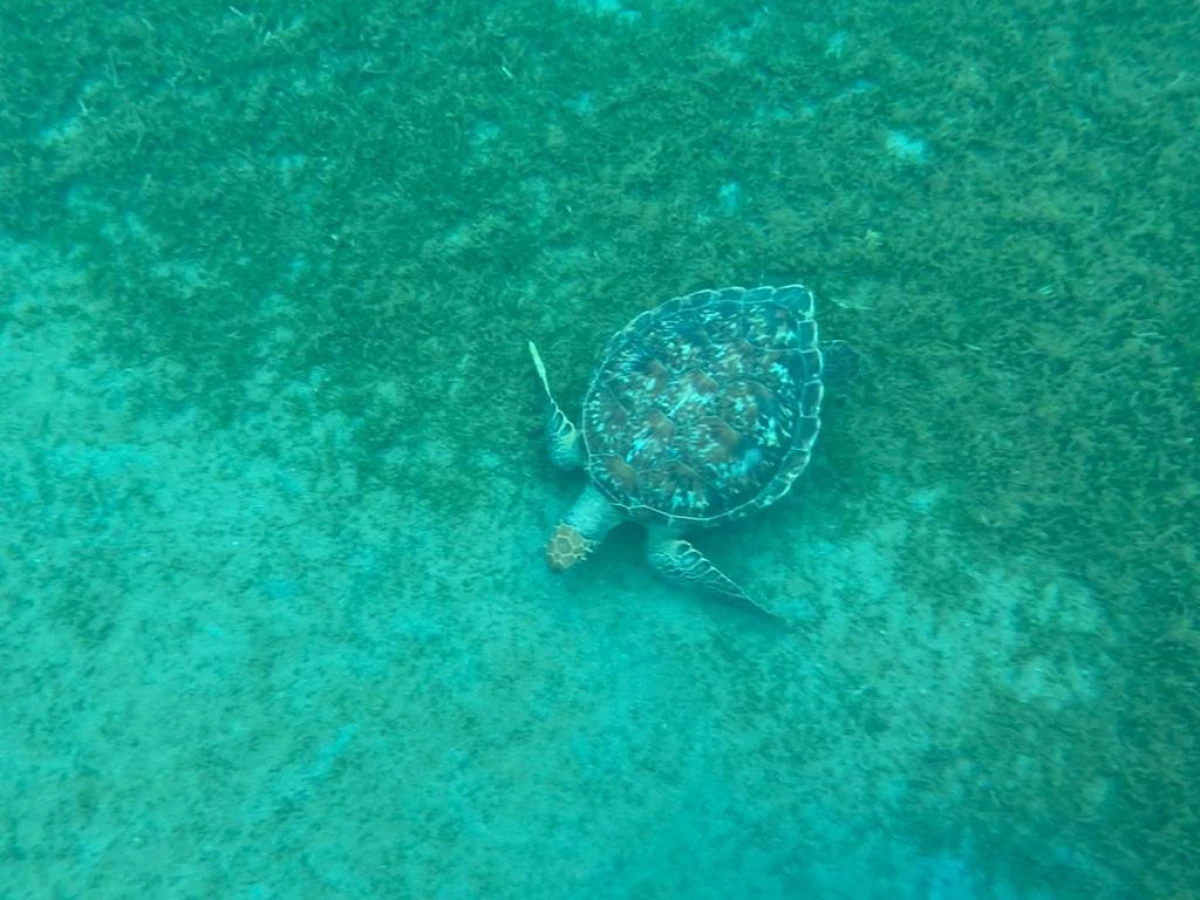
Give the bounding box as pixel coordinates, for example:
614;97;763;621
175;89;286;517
3;2;1196;897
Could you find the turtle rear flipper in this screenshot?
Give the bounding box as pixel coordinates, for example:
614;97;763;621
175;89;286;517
820;340;860;386
528;341;584;470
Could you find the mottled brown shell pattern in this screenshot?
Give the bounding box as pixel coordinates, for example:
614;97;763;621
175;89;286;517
582;285;825;526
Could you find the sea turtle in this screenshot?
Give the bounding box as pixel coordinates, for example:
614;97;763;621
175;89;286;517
528;283;857;615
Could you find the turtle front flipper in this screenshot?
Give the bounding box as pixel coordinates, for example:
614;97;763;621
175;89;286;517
527;340;584;470
646;532;779;619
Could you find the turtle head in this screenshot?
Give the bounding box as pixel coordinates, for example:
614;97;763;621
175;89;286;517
545;523;595;571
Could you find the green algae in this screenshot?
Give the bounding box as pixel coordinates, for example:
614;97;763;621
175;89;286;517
2;0;1198;895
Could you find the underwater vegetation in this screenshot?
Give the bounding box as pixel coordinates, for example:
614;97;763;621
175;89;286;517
1;0;1197;895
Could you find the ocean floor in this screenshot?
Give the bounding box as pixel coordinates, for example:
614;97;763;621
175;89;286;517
1;237;1124;897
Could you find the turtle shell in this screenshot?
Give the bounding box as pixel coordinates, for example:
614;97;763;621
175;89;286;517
581;284;826;527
